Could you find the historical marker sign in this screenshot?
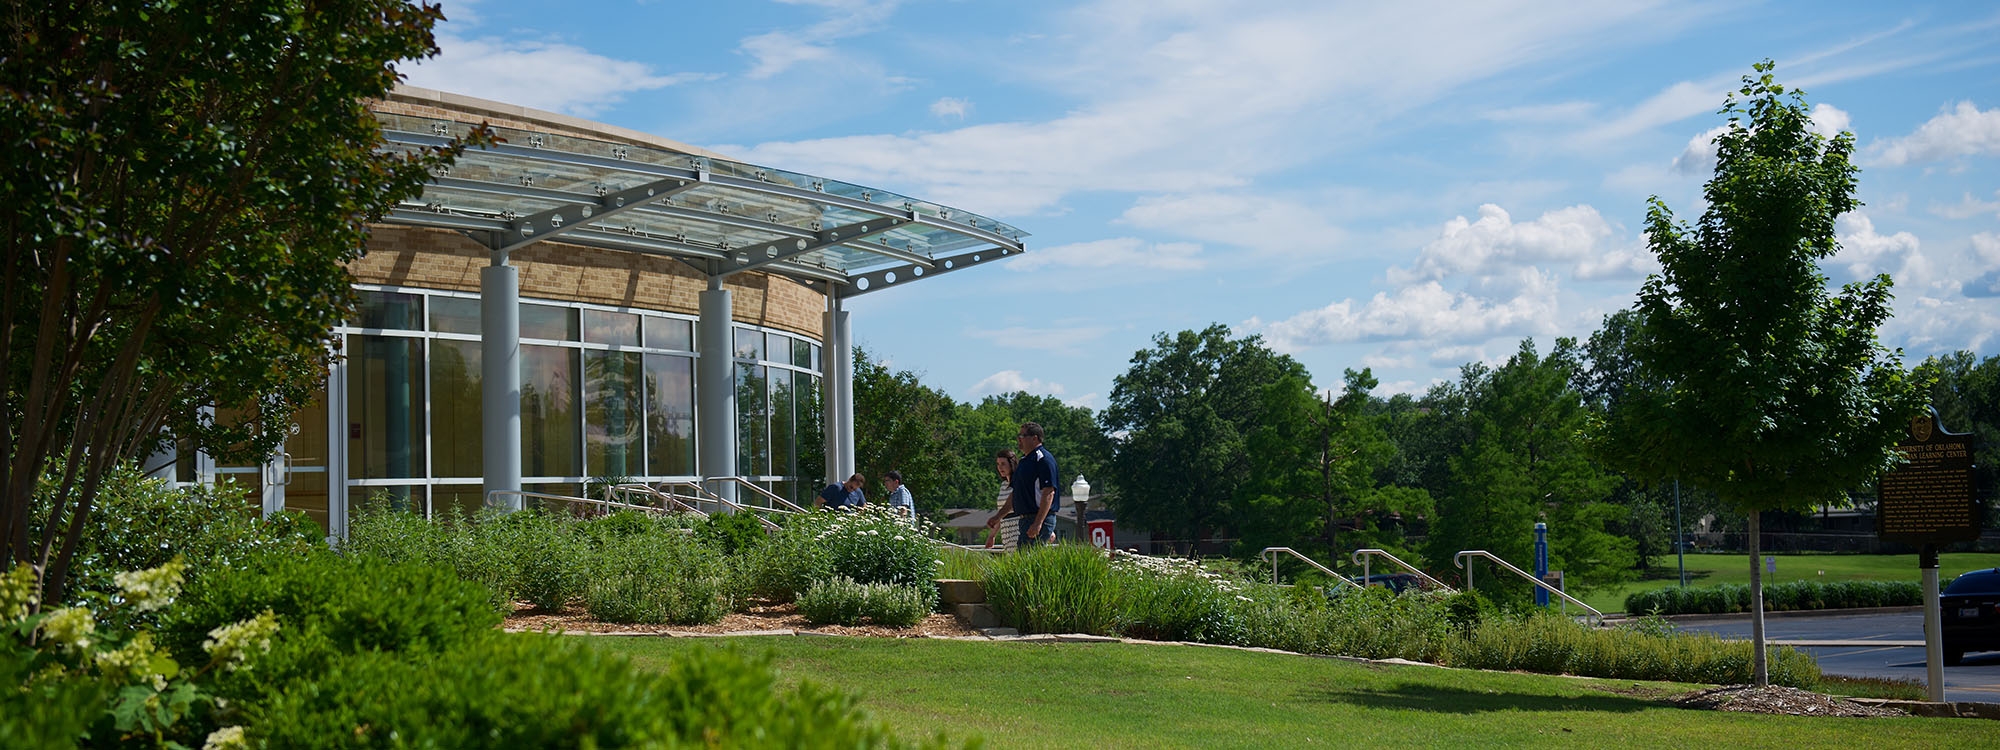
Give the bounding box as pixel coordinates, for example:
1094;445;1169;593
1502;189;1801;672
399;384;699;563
1877;409;1979;544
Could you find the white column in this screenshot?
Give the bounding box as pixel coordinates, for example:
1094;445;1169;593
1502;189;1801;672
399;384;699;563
481;260;522;510
697;281;737;505
822;303;842;485
833;307;854;480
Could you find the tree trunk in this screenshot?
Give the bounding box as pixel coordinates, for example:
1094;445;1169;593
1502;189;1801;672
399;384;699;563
1749;510;1767;686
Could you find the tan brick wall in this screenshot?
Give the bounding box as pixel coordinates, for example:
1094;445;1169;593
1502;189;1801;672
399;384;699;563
353;226;825;339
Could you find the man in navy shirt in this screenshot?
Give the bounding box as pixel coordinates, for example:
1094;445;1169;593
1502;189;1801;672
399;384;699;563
816;473;866;510
1009;422;1060;546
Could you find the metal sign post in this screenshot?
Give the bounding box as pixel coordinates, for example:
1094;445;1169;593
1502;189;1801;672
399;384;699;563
1877;408;1977;704
1534;522;1549;608
1922;544;1944;702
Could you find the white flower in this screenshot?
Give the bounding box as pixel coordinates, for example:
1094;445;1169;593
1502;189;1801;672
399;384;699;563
93;631;169;690
203;609;280;672
203;725;249;750
113;558;186;612
40;606;95;653
0;564;36;622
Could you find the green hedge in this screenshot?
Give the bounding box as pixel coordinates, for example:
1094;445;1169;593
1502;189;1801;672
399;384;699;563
1624;579;1931;616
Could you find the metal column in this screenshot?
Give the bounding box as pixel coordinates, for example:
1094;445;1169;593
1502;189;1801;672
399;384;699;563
697;281;737;505
821;303;842;486
831;306;854;481
481;258;523;509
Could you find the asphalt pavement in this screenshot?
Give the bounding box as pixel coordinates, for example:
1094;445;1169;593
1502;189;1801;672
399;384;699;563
1674;610;2000;704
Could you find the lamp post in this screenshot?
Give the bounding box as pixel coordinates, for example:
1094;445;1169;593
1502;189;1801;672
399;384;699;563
1070;474;1090;545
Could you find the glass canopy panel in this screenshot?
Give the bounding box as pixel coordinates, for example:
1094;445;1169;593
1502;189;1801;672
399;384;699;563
375;108;1027;283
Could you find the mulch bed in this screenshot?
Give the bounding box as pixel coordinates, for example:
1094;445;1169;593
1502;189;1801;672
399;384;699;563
503;600;983;639
1672;684;1907;717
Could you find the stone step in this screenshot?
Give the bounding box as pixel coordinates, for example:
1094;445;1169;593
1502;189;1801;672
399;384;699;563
954;602;1000;629
937;579;986;605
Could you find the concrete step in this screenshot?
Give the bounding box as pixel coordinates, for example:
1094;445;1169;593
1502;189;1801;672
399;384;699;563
937;579;986;605
954;602;1000;629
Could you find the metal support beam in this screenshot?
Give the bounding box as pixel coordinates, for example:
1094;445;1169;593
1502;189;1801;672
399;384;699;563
481;255;523;509
697;282;738;507
719;218;909;278
842;244;1023;298
832;306;855;482
821;301;843;486
495;174;705;254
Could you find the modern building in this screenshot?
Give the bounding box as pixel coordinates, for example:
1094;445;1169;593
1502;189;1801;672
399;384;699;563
175;86;1027;538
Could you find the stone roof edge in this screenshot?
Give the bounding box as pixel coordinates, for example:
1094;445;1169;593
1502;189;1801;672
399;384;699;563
385;84;734;161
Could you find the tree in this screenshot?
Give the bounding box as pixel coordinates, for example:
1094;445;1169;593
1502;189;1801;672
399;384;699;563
2;0;481;601
948;391;1112;510
1103;325;1306;551
851;348;962;514
1597;61;1929;685
1920;351;2000;523
1426;340;1630;599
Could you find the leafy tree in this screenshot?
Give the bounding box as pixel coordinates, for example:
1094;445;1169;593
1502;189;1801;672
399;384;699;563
1426;340;1630;599
1;0;482;601
1920;351;2000;522
1103;325;1306;551
948;391;1112;510
851;347;961;513
1236;368;1428;563
1596;62;1929;685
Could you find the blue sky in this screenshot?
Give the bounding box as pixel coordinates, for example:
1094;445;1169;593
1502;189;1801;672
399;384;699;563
404;1;2000;409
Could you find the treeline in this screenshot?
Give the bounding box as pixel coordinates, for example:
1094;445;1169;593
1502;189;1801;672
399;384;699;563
850;322;2000;594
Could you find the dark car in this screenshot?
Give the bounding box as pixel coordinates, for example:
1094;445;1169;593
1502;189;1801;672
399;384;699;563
1943;567;2000;665
1358;573;1421;594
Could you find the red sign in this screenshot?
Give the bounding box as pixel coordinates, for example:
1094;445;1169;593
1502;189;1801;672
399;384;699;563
1087;520;1114;551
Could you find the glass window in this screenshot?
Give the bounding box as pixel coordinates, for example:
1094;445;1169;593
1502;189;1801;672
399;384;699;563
585;350;643;478
429;340;482;478
766;332;790;364
431;484;485;522
771;372;794;480
429;297;481;335
644;354;695;477
351;485;427;519
583;309;639;347
810;343;823;372
521;303;578;341
795;372;824;485
347;335;425;479
353;290;422;330
733;328;763;360
736;364;768;476
644;317;692;351
792;338;814;369
521;344;580;478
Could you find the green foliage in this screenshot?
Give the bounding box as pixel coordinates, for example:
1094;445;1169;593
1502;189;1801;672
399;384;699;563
697;510;772;555
1111;554;1244;643
797;577;929;628
0;0;484;600
860;584;933;628
798;577;870;626
937;547;996;582
853;346;965;512
585;529;728;625
1105;324;1310;544
503;512;592;612
252;634;917;748
788;507;945;589
1445;613;1821;688
1624;579;1926;615
1426;339;1634;598
948;391;1114;511
983;544;1120;635
32;463;320;610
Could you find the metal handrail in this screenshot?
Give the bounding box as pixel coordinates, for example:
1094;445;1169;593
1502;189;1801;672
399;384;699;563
1261;547;1362;589
1350;548;1455;592
1453;550;1603;625
605;483;709;517
631;482;783;531
484;489;678;517
704;476;810;514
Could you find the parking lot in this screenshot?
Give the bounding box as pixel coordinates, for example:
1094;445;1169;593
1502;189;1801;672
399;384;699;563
1675;610;2000;704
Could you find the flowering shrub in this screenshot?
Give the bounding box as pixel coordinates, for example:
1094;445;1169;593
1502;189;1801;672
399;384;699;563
748;507;942;606
984;543;1120;635
797;577;932;628
586;527;728;625
1112;553;1246;643
1;558;274;748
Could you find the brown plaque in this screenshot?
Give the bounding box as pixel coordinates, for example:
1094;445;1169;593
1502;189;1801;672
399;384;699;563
1877;410;1979;544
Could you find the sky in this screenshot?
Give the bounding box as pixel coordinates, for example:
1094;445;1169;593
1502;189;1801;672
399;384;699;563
403;0;2000;410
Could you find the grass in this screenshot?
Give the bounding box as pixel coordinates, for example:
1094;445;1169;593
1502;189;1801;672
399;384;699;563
591;636;1985;748
1584;552;2000;613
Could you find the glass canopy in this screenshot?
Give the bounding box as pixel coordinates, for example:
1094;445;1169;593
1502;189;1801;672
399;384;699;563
374;112;1028;295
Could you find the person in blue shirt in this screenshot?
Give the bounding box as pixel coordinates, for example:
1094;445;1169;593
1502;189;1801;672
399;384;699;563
1007;422;1060;546
815;473;866;510
883;470;915;518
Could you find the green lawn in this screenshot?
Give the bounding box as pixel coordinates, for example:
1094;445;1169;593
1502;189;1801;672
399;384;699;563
592;636;1988;748
1581;552;2000;613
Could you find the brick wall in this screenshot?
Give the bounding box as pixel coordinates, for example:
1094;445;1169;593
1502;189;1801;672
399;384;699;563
353;225;826;339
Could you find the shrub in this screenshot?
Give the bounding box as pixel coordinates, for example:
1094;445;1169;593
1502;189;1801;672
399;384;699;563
502;511;591;612
251;637;914;749
861;584;932;628
1112;554;1242;643
937;546;995;582
984;544;1118;635
798;577;868;626
1625;579;1923;615
1443;612;1822;688
585;528;727;625
697;510;771;555
789;507;942;588
32;463;320;607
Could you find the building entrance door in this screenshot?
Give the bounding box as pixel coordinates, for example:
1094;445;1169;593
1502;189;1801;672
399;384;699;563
209;386;333;536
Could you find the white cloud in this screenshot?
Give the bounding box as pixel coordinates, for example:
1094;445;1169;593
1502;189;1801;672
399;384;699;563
1931;190;2000;220
930;97;972;119
1865;101;2000;166
962;324;1113;355
1965;233;2000;298
1480;101;1596;123
401;35;707;116
1579;80;1724;146
1117;193;1345;258
967;370;1067;399
1255;274;1561;352
1387;204;1629;289
1831;213;1928;286
1004;237;1205;272
720;1;1673;216
1670;104;1851;177
737;0;905;80
1810;103;1853;139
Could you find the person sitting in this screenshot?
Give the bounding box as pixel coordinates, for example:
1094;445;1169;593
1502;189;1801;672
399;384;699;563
815;473;867;511
883;470;915;518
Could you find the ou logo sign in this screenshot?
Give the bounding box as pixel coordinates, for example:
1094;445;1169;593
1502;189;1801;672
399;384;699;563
1087;520;1115;551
